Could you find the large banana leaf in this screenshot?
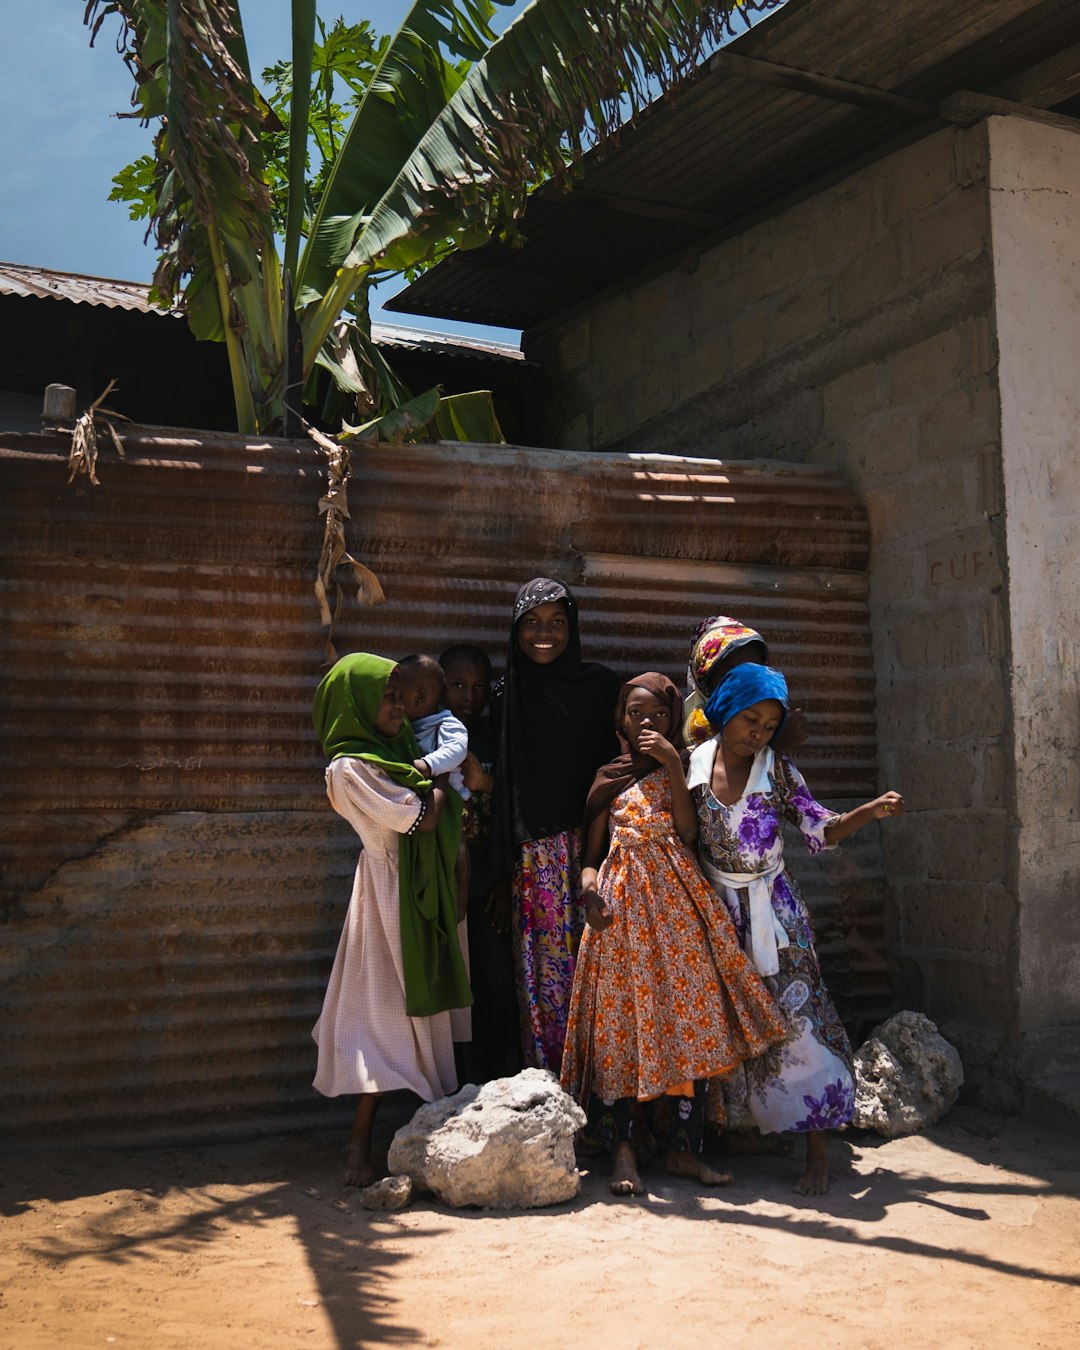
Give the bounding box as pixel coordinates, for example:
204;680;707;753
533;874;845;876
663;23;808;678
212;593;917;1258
341;387;442;444
284;0;316;279
297;0;764;371
297;0;505;302
433;391;504;443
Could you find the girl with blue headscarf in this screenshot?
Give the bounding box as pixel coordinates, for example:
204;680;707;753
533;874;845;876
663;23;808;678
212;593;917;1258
687;662;904;1196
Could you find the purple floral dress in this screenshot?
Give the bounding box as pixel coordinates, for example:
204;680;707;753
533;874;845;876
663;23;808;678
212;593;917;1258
689;743;855;1134
513;829;583;1072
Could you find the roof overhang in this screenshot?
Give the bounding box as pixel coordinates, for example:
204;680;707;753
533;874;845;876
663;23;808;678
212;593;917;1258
0;262;523;362
387;0;1080;334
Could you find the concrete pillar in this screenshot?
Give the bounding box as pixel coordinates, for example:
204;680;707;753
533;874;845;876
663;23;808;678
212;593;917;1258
989;114;1080;1079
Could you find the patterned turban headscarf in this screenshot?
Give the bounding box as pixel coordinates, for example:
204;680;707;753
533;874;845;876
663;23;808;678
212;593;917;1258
682;615;769;745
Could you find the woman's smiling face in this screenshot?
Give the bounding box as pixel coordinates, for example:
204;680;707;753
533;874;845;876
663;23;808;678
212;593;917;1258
375;673;407;737
517;600;570;665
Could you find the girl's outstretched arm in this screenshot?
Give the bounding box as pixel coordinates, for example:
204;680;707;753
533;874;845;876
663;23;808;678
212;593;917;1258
637;729;698;846
582;808;613;930
823;791;904;846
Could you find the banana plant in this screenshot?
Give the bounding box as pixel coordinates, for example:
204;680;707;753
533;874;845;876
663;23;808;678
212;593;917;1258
88;0;292;432
88;0;768;436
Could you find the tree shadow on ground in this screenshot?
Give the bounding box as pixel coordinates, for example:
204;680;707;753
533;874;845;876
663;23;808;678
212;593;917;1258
1;1092;433;1349
554;1103;1080;1289
4;1100;1077;1347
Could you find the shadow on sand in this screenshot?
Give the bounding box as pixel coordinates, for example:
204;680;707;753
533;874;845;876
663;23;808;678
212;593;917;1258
4;1100;1078;1347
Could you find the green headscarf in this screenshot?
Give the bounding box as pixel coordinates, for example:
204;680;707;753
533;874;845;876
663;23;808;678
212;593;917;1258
313;653;471;1019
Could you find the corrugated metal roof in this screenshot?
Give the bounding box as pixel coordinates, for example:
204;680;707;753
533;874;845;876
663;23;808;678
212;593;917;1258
389;0;1080;330
0;262;523;361
0;427;882;1145
370;319;523;362
0;263;180;316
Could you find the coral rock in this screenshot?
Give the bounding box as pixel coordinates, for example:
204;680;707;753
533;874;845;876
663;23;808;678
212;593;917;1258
387;1067;586;1209
854;1010;964;1137
357;1174;413;1211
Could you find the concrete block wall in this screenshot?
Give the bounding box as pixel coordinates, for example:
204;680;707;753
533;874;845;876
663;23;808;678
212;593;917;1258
989;116;1080;1089
529;122;1018;1096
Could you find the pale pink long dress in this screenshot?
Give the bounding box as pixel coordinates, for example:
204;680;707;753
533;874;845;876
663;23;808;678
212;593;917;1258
312;757;457;1100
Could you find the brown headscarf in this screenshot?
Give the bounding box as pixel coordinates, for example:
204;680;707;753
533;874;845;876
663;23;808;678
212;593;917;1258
584;672;683;829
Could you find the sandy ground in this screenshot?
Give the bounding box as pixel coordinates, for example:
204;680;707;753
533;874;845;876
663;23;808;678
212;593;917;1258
2;1103;1078;1350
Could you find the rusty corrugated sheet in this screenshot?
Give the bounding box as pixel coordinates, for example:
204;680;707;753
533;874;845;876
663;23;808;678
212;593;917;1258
0;429;881;1145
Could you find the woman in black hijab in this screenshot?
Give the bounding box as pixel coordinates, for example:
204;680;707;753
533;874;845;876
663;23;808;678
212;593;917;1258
489;578;619;1071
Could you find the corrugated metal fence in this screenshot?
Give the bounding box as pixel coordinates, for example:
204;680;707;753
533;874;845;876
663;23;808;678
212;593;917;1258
0;429;883;1146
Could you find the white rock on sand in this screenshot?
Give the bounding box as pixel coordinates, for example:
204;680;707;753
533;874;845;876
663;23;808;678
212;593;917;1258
387;1067;587;1209
357;1173;413;1211
853;1009;964;1137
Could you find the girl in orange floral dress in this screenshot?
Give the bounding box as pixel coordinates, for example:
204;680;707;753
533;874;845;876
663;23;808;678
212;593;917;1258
560;673;787;1197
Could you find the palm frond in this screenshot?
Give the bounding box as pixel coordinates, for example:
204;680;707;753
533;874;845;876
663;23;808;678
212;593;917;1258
433;390;505;443
357;0;776;274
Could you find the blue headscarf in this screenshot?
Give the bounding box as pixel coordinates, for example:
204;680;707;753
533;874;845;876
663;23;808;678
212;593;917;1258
704;663;789;738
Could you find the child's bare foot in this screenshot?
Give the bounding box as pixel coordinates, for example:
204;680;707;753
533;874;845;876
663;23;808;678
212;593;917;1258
714;1128;794;1157
664;1150;733;1186
343;1144;377;1188
609;1141;644;1196
793;1131;829;1195
344;1093;380;1187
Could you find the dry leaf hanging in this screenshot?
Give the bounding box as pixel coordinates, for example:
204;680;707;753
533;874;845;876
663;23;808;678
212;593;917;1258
306;421;385;664
67;380;130;485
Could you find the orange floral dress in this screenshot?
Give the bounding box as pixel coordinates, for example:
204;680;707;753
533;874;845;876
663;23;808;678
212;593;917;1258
560;769;787;1109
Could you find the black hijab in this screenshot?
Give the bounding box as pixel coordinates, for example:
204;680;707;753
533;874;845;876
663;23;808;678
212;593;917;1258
490;578;619;877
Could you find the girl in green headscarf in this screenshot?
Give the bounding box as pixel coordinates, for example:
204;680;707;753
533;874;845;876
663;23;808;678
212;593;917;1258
311;653;471;1187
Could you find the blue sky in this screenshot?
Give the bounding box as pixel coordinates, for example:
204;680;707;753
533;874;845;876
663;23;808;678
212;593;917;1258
0;0;522;342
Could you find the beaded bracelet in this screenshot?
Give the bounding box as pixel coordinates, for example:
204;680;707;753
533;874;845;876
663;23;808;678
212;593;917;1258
406;796;428;837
